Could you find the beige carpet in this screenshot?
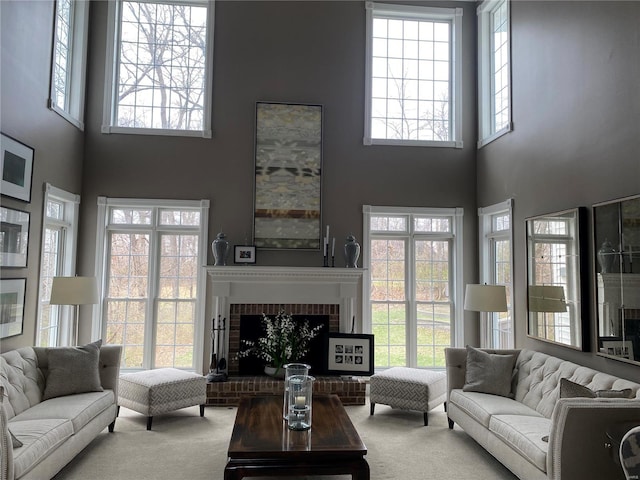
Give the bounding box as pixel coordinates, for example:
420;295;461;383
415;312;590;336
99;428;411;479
53;402;517;480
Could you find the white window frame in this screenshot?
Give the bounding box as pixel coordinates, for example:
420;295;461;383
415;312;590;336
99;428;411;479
48;0;90;129
478;199;514;348
36;183;81;347
363;205;465;368
101;0;215;138
477;0;512;148
94;197;209;372
364;2;463;148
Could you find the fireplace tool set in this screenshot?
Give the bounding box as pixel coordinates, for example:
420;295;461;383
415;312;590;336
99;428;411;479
207;315;228;382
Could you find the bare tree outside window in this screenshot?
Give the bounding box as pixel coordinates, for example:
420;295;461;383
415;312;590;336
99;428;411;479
115;1;208;131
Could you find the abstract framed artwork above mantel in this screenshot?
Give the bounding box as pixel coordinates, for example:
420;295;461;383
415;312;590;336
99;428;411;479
253;102;323;250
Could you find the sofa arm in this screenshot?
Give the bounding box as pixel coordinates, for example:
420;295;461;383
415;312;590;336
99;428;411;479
444;348;468;399
547;398;640;480
99;345;123;399
1;386;14;480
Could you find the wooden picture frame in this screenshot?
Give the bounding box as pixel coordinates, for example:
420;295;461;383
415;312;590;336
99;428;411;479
325;333;374;376
253;102;323;250
234;245;256;264
0;278;26;339
1;133;34;203
0;206;30;268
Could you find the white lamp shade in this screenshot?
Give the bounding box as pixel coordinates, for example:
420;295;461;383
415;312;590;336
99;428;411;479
528;285;567;312
49;276;99;305
464;284;508;312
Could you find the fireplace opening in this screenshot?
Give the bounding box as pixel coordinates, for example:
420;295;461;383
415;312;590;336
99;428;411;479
238;315;330;376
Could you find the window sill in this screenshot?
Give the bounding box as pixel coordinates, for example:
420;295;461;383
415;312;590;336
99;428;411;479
477;124;512;149
364;138;463;149
101;125;212;139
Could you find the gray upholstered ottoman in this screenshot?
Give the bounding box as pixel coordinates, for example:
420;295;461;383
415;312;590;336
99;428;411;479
370;367;446;426
118;368;207;430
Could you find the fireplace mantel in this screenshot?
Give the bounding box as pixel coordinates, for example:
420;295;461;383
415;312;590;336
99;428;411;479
205;266;365;333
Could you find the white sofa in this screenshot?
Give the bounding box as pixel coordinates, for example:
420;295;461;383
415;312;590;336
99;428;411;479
445;347;640;480
0;343;122;480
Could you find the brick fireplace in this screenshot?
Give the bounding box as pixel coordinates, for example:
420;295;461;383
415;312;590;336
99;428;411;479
203;266;366;406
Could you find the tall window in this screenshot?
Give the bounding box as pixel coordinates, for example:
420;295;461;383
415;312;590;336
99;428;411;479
102;0;214;137
37;184;80;347
478;199;514;348
95;198;209;371
49;0;90;129
477;0;511;147
364;3;463;147
363;206;464;370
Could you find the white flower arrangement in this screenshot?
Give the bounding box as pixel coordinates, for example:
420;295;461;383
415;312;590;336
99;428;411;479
238;310;324;372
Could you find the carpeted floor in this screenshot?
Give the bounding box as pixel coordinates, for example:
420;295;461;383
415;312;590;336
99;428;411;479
53;402;517;480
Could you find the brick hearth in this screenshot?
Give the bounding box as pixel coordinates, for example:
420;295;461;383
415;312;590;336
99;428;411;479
206;376;367;406
207;302;366;406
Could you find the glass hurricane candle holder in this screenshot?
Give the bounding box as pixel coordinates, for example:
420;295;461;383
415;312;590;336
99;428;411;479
287;375;315;431
283;363;311;421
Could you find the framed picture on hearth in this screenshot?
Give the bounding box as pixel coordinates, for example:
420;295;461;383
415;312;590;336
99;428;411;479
1;133;34;203
253;102;323;250
325;333;374;376
0;278;26;339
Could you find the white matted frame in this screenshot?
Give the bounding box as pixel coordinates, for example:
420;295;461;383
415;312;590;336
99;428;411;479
1;133;34;202
0;206;30;268
601;340;634;360
0;278;26;339
326;333;374;376
234;245;256;264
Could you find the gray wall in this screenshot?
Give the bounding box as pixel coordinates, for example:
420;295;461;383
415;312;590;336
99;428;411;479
477;1;640;380
79;1;481;344
0;1;86;353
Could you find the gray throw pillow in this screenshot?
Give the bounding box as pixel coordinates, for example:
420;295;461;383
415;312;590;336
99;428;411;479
42;340;104;400
462;345;516;398
559;378;634;399
9;429;22;448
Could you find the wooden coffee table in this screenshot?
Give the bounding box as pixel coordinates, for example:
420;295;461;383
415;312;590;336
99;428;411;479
224;394;369;479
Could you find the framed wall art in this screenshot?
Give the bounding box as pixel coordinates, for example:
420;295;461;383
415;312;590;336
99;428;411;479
234;245;256;264
1;133;34;202
0;278;26;339
253;102;323;249
325;333;374;376
0;206;30;268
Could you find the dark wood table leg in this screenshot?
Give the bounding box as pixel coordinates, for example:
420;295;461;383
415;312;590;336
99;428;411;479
352;458;370;480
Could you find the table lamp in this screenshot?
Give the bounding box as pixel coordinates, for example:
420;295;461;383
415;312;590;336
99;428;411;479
49;276;99;345
464;284;508;312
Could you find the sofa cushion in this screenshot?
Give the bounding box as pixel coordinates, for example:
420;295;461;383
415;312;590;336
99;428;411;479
489;414;551;473
449;389;543;428
11;390;114;433
463;346;516;398
8;418;73;479
42;340;104;400
560;378;634;399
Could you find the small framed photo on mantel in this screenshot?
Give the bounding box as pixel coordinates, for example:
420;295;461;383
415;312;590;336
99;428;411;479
234;245;256;264
325;333;374;377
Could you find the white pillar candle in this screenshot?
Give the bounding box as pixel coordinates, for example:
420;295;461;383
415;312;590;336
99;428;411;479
295;396;306;408
331;237;335;257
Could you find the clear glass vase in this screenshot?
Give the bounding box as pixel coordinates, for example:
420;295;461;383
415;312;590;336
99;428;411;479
287;374;315;431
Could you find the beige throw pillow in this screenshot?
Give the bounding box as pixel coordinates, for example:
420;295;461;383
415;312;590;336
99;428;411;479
462;345;516;398
559;378;634;399
42;340;104;400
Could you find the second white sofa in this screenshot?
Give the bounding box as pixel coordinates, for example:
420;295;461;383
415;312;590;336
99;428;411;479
445;347;640;480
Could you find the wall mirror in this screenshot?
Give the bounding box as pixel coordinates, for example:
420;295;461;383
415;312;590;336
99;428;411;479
526;207;588;350
593;194;640;365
